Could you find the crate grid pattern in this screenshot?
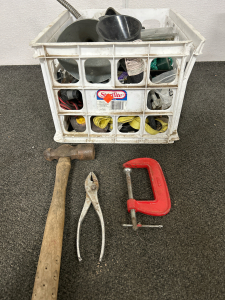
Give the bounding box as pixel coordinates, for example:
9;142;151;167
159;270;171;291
33;9;205;144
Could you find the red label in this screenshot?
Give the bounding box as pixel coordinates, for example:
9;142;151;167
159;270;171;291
97;90;127;100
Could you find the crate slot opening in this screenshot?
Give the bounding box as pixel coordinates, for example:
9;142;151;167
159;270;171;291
145;115;168;134
147;89;173;110
150;57;178;84
85;58;111;84
118;116;140;133
55;59;80;84
117;58;144;84
65;116;86;132
90;116;113;133
58;89;83;110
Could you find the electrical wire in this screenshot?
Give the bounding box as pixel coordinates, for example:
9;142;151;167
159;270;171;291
58;92;83;110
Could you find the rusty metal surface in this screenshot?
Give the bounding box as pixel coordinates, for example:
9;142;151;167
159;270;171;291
122;224;163;228
130;209;138;231
43;144;95;161
124;168;138;230
124;168;133;199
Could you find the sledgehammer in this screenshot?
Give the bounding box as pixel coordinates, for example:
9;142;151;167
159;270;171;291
32;144;95;300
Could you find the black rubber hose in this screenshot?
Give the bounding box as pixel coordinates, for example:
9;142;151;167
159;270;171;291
57;0;81;19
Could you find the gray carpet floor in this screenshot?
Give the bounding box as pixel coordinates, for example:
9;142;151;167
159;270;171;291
0;62;225;300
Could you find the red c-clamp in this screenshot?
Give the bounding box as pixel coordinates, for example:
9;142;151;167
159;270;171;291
123;158;171;230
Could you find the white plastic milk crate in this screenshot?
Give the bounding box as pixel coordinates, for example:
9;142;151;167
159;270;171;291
31;8;205;144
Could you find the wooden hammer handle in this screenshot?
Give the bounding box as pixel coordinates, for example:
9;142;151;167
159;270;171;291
32;157;71;300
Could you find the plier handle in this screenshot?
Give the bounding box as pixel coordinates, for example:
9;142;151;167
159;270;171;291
76;172;105;262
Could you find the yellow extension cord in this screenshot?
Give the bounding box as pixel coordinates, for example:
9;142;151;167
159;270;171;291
92;116;168;135
93;116;113;129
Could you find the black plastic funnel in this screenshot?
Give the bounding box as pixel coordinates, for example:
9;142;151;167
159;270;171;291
105;7;120;16
57;19;112;83
99;7;120;21
57;19;102;43
96;15;142;42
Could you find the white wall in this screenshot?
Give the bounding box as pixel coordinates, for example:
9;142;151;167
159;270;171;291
1;0;225;65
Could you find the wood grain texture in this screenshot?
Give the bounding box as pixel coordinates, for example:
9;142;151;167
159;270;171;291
32;157;71;300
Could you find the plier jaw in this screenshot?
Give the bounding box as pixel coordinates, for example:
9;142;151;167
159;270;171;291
85;172;99;193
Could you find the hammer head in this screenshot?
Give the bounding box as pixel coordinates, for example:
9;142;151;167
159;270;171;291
44;144;95;161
